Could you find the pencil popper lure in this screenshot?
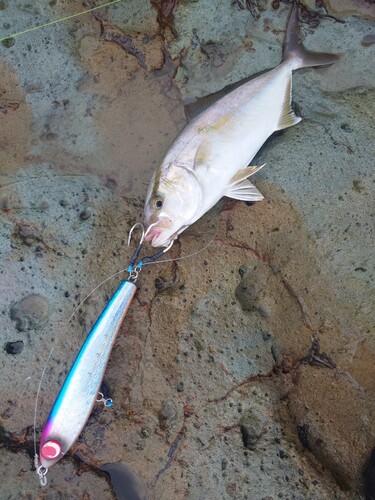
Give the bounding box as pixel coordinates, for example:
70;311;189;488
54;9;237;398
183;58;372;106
35;223;173;486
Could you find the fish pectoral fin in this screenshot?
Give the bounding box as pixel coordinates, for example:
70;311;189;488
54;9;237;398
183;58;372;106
193;138;213;171
229;164;266;185
276;75;301;131
224;179;264;202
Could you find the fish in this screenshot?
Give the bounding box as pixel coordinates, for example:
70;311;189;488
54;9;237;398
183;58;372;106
143;4;340;248
37;279;137;485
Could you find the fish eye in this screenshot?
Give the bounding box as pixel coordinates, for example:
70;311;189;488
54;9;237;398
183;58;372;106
152;195;163;210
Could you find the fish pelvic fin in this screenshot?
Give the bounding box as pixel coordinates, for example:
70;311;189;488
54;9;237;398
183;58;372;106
283;3;341;70
225;164;265;202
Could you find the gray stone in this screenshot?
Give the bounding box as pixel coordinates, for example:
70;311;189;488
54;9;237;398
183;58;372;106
10;294;49;331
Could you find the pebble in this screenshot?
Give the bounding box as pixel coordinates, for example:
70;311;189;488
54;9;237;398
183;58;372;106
1;37;15;48
296;424;309;449
155;277;166;291
159;400;177;429
80;209;91;220
136;440;146;451
177;382;184;392
235;264;271;317
362;34;375;46
16;223;43;247
140;427;150;438
4;340;24;354
10;294;49;331
239;409;266;450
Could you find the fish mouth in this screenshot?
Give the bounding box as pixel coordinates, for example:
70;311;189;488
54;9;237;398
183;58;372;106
144;225;173;248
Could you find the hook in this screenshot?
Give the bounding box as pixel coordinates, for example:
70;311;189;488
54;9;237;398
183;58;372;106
128;222;145;247
127;223;145;275
143;221;158;240
127;222;174;282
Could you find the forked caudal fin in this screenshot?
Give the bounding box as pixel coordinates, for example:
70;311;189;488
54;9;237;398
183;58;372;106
184;4;340;122
275;3;341;131
283;3;341;70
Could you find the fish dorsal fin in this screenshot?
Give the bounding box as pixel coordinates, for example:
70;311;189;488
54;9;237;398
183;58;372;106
276;75;301;131
225;164;265;202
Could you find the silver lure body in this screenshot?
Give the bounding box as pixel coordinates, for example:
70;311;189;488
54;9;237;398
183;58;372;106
39;280;137;469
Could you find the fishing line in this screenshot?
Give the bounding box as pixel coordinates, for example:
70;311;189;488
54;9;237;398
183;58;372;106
33;346;55;458
0;0;123;43
32;220;217;471
142;226;218;266
69;223;218;320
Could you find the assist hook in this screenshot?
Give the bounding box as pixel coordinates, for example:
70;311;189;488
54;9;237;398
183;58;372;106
127;222;173;282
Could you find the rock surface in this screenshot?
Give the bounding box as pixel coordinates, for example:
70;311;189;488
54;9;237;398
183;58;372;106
0;1;374;499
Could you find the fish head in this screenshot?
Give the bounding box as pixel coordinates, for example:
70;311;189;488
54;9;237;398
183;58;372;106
144;163;203;247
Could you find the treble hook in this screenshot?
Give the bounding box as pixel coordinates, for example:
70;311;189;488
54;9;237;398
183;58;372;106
127;222;174;282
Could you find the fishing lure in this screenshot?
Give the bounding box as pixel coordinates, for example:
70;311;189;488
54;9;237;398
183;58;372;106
36;224;172;486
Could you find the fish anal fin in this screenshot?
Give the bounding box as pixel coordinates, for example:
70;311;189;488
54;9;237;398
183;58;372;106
225;179;264;202
276;75;301;131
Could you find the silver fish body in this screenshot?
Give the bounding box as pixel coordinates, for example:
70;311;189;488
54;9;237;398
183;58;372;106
143;5;340;247
39;280;137;470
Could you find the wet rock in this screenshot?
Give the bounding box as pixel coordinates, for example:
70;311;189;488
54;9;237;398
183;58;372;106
239;408;267;450
10;294;49;331
4;341;24;355
1;1;375;498
286;365;372;488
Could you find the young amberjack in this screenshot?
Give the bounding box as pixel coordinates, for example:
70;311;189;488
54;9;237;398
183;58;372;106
144;4;340;247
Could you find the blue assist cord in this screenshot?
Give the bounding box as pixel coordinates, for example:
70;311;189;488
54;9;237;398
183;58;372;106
127;243;168;274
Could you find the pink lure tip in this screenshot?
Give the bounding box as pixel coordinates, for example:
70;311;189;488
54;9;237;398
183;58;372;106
41;439;62;460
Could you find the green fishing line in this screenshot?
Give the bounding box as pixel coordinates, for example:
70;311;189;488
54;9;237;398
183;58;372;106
0;0;123;43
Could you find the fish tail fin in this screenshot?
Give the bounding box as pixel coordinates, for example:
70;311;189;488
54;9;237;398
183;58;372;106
282;3;341;70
